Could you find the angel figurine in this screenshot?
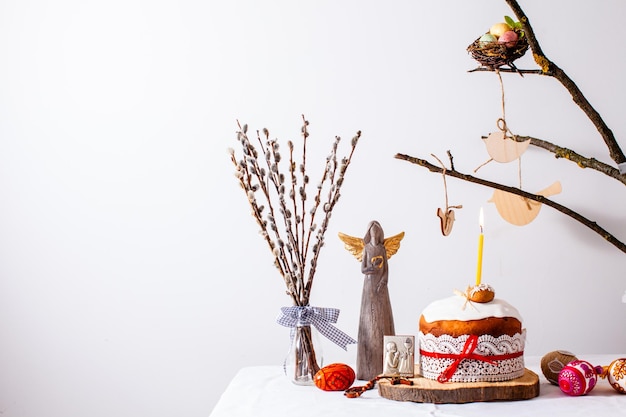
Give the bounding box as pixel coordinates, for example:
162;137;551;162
338;221;404;380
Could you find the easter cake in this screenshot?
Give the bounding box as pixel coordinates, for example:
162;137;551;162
418;284;526;383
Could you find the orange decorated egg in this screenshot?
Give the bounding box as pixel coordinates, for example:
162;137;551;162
314;363;355;391
607;358;626;394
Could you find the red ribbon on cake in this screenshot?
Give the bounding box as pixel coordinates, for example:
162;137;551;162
420;334;523;383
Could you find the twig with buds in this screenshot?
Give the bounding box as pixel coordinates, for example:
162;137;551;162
230;115;360;306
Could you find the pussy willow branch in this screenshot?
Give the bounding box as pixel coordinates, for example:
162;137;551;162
231;125;299;306
395;153;626;254
299;116;310;265
287;140;304;281
469;0;626;173
302;134;335;291
304;131;361;300
262;131;304;301
298;316;321;376
231;118;360;306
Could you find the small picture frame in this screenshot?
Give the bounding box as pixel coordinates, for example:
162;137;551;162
382;335;415;377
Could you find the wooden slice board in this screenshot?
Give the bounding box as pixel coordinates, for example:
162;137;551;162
378;369;539;404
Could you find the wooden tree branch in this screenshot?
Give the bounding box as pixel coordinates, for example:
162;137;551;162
469;1;626;169
395;153;626;254
401;3;626;254
468;67;547;75
480;134;626;185
503;0;626;165
522;136;626;185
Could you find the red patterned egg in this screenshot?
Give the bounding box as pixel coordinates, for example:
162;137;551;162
558;360;601;396
607;358;626;394
314;363;355;391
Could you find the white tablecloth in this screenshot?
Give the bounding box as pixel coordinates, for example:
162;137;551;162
209;354;626;417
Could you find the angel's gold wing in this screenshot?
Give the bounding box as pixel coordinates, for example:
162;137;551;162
383;231;405;260
338;232;365;262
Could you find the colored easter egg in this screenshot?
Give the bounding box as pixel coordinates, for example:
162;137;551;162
558;360;600;396
498;30;519;47
314;363;355;391
540;350;578;385
479;33;497;46
489;22;512;38
607;358;626;394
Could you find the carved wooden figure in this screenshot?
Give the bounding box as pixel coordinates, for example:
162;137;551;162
339;221;404;380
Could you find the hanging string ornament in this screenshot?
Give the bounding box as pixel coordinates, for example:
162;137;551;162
475;70;530;172
432;153;462;236
474;70;561;226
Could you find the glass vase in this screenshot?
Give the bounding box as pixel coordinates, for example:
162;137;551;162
286;324;323;385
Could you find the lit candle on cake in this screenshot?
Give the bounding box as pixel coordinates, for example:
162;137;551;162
475;207;484;286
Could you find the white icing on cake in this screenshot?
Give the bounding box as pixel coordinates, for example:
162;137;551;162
421;294;523;323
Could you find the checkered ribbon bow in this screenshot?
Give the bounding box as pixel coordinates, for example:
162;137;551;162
276;306;356;351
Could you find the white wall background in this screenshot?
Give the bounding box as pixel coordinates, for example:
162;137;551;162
1;1;625;416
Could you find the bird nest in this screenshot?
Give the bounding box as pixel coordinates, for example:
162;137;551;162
467;32;528;70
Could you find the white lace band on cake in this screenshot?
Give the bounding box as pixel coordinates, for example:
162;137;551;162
418;331;526;382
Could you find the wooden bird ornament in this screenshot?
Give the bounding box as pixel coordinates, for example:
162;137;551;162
483;131;531;163
489;181;562;226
